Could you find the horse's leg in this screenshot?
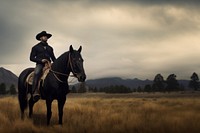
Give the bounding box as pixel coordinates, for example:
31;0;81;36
28;98;35;118
18;92;28;120
46;98;53;125
58;96;66;125
18;96;26;120
21;110;25;120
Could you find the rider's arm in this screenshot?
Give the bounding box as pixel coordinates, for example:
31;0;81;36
50;47;56;62
30;47;43;64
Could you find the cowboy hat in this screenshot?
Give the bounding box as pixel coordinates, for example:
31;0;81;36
36;31;52;41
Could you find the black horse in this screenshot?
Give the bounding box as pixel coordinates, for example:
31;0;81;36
18;45;86;125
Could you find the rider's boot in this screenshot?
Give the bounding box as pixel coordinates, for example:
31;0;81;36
32;76;40;102
33;89;40;102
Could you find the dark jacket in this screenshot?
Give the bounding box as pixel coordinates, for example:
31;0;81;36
30;42;56;64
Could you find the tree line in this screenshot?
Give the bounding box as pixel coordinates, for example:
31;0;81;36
1;72;199;95
71;72;200;93
143;73;183;93
0;83;17;95
147;72;200;92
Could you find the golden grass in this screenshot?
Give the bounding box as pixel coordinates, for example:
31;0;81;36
0;93;200;133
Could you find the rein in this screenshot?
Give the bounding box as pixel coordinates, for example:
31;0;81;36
50;69;76;83
49;52;77;83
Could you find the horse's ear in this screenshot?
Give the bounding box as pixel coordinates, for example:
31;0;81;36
78;46;82;53
70;45;74;52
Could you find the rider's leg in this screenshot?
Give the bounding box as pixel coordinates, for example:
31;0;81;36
32;64;43;101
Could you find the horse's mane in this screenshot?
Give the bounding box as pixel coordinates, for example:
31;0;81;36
51;51;70;74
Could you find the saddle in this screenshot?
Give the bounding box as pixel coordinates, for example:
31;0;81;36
26;62;51;87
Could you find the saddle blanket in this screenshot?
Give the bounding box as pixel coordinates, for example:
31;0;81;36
26;67;50;86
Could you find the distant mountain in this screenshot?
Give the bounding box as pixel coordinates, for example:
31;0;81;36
0;67;18;88
86;77;153;89
85;77;190;90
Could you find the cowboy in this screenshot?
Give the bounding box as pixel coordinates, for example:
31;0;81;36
30;31;56;101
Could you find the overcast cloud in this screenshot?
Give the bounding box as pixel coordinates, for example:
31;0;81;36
1;0;200;80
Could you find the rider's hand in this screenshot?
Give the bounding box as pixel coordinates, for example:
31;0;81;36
42;59;48;63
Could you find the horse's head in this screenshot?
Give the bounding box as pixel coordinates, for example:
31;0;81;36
69;45;86;82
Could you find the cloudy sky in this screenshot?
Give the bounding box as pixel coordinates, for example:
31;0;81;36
1;0;200;80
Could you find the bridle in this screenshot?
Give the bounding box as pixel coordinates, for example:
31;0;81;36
68;52;80;76
49;52;79;83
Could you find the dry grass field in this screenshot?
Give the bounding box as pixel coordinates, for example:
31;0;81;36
0;92;200;133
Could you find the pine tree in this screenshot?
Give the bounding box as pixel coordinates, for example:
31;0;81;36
166;74;180;92
152;74;165;92
77;82;86;93
0;83;6;95
189;72;199;91
71;86;77;93
144;84;152;93
9;84;17;95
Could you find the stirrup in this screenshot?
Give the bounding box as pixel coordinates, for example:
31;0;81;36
33;94;40;102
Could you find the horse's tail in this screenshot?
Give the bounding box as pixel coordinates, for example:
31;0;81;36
18;78;28;119
18;68;34;119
